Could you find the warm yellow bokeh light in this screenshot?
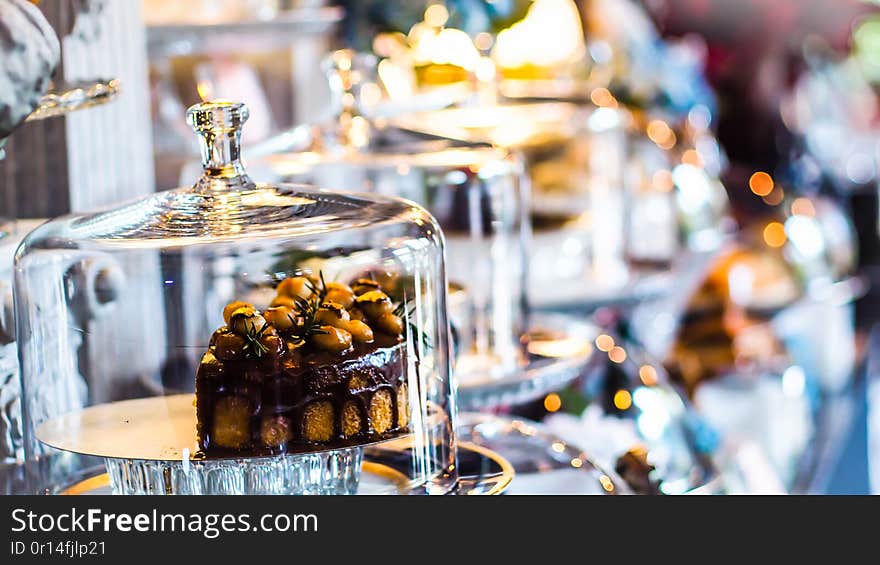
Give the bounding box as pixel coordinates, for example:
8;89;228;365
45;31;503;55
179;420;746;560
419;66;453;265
652;170;675;192
544;393;562;412
613;389;632;410
647;120;676;149
474;32;494;51
590;87;618;108
763;221;787;248
639;364;658;386
609;346;627;364
682;149;703;167
424;4;449;27
749;171;774;196
595;334;615;352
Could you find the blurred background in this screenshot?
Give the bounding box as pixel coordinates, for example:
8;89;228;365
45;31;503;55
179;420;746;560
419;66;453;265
3;0;880;494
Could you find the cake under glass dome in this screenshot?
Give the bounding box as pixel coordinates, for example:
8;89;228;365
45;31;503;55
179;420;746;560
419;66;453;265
14;100;458;495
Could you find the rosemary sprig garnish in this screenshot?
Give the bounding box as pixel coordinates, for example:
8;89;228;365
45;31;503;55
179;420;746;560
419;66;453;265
286;271;330;343
303;271;328;302
391;301;407;318
243;322;272;358
392;300;431;351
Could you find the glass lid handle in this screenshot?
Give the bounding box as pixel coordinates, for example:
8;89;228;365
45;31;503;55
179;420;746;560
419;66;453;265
186;100;255;191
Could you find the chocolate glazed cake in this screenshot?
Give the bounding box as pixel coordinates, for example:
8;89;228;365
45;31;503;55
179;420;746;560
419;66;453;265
195;276;410;457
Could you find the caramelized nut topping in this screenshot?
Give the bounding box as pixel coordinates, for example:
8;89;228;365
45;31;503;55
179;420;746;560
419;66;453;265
197;271;410;456
213;332;248;361
325;286;355;308
223;301;252;325
325;281;352;293
276;276;313;300
343;319;374;343
351;278;381;296
316;301;350;323
270;295;297;309
312;325;353;352
229;306;267;336
375;312;404;336
264;305;296;331
356;290;393;320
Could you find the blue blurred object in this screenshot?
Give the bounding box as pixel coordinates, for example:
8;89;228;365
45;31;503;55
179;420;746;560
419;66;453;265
612;36;717;119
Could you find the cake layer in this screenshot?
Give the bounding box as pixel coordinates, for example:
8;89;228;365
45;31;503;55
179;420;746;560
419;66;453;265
196;337;408;457
195;276;412;458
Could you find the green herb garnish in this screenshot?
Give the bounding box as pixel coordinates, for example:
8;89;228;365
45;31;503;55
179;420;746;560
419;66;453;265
243;322;272;358
287;271;329;343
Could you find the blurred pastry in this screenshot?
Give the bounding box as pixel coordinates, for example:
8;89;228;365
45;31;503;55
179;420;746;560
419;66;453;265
665;245;798;395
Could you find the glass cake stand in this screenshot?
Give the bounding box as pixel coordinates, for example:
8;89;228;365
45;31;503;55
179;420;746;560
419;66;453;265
56;437;514;496
392;97;732;311
34;394;450;495
390;102;634;309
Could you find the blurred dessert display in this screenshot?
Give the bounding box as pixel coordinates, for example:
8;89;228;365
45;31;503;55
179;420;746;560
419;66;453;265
492;0;587;82
537;316;723;495
0;0;876;498
365;0;733;308
664;244;801;396
391;100;635;305
658;197;860;486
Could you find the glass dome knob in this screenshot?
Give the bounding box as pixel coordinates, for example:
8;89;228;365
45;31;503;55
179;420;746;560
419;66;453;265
185;100;253;190
323;49;378;103
323;50;382;149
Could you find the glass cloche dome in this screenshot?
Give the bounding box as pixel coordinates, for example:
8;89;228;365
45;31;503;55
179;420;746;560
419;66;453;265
389;93;632;306
14;100;458;495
